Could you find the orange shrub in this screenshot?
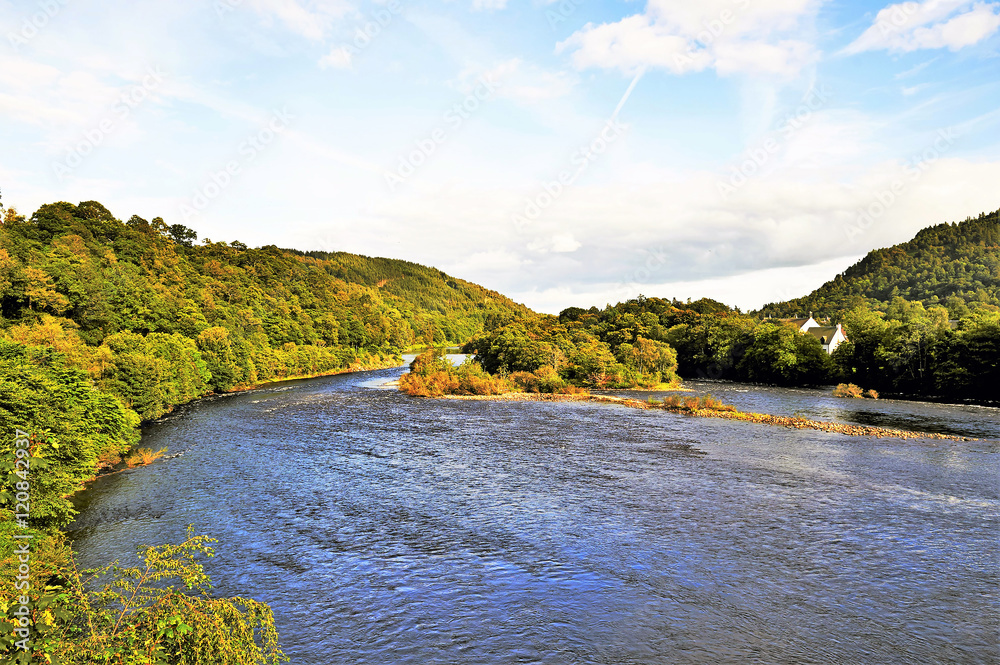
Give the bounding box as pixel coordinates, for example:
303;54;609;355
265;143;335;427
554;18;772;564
833;383;864;398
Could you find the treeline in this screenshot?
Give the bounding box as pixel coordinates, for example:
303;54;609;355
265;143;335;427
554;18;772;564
568;295;999;402
834;298;1000;402
400;299;686;397
433;292;1000;404
562;297;837;387
0;341;285;663
760;208;1000;318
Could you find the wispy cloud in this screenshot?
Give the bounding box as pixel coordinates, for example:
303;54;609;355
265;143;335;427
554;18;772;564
843;0;1000;54
556;0;822;78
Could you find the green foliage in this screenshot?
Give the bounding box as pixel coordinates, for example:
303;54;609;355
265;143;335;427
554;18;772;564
833;302;1000;401
464;302;682;389
551;297;836;387
736;322;836;386
289;250;532;344
100;332;211;421
759;208;1000;318
0;340;139;529
0;529;286;664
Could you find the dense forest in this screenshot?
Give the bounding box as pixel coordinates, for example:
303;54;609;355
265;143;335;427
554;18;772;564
759;209;1000;319
0;198;527;663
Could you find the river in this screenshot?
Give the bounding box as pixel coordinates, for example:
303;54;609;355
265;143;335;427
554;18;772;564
69;362;1000;664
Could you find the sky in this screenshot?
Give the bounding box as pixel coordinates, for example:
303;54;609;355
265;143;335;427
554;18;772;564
1;0;998;314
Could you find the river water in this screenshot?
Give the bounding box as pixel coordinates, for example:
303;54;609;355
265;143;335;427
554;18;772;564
69;363;1000;664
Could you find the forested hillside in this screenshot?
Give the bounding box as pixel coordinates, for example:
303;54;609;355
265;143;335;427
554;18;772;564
0;200;528;416
297;250;531;343
759;208;1000;318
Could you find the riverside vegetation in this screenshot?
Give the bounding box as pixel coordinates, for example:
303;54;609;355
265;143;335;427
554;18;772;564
0;198;527;663
2;198;998;660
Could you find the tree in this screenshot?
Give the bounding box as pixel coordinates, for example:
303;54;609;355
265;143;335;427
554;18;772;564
168;224;198;247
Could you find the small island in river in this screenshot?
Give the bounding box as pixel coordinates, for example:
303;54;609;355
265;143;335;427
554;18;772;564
397;349;977;442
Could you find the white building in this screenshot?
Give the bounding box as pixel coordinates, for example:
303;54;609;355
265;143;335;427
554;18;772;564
804;324;848;354
777;314;848;354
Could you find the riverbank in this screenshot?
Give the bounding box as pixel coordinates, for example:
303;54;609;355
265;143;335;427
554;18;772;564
432;392;978;441
227;355;404;393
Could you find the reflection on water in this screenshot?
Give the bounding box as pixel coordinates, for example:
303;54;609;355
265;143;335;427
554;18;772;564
70;369;1000;664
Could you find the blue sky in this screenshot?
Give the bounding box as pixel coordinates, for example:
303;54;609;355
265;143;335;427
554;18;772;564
1;0;998;313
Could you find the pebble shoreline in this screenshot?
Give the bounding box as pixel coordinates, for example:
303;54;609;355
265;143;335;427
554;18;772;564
434;392;978;442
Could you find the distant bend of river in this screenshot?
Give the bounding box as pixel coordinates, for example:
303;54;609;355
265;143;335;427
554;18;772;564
70;363;1000;664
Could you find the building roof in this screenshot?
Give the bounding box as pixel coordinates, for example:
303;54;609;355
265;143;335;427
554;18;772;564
779;317;816;330
805;326;841;343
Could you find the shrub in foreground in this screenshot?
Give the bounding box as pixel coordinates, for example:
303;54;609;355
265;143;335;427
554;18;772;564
0;528;287;665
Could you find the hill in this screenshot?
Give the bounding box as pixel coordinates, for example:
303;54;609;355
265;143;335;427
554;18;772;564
758;208;1000;318
0;199;529;420
296;249;532;343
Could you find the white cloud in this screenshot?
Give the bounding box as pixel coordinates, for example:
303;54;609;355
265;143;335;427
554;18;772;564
843;0;1000;54
557;0;820;77
347;150;1000;314
527;233;583;253
0;53;130;127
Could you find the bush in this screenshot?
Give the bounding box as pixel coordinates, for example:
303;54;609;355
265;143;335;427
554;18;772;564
0;529;287;664
655;393;736;413
400;352;512;397
125;447;167;468
510;366;566;393
833;383;864;398
698;394;736;412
